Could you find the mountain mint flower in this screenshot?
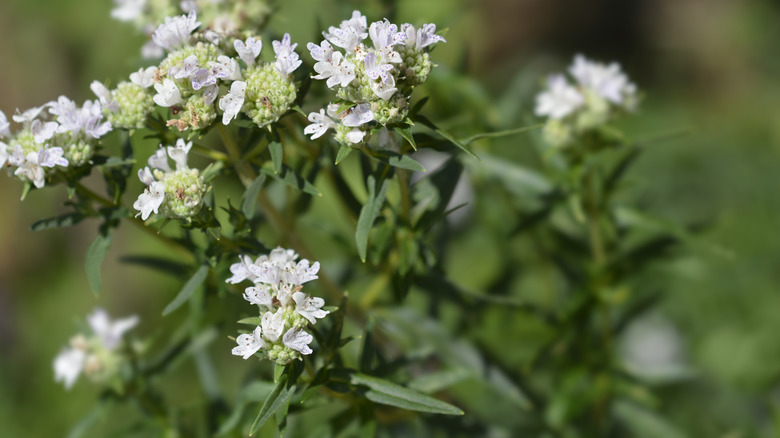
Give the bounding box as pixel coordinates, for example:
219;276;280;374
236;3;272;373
535;54;639;148
228;247;330;365
535;74;584;120
130;66;157;88
232;326;266;360
31;120;59;144
53;308;139;390
153;79;184;107
234;37;262;66
134;139;207;220
14;147;68;188
307;11;445;146
0;110;9;137
272;33;302;76
219;81;246;125
152;11;201;51
282;328;313;355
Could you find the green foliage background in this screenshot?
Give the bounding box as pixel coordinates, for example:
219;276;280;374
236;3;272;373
1;0;779;436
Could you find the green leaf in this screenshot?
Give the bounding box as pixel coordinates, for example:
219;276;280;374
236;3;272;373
66;399;114;438
613;400;688;438
350;373;464;415
30;213;85;231
162;265;209;316
238;316;263;326
100;157;136;168
249;375;295;436
241;174;266;219
395;126;417;151
355;175;390;262
85;232;113;296
335;145;354;165
200;161;224;182
369;150;425;172
269;141;283;174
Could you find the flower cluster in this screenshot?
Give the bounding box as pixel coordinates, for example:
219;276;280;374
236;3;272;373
228;247;329;365
304;11;446;146
0;93;112;189
54;308;139;390
133;138;207;220
111;0;272;59
535;54;638;147
137;11;301;132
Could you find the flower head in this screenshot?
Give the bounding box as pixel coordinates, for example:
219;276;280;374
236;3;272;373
535;74;584;120
152;11;201;51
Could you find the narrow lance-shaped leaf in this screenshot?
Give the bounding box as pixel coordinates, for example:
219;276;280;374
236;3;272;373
350;373;464;415
269;141;283;174
31;213;85;231
249;375;295;436
335;145;354;165
162;265;209;316
395;126;417;151
355;175;390;262
415;114;478;159
86;232;113;296
241;174;266;219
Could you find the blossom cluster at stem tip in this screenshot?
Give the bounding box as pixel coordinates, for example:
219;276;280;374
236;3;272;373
228;247;330;365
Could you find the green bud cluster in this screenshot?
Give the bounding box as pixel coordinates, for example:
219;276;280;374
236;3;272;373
243;63;298;128
108;82;155;130
153;167;207;219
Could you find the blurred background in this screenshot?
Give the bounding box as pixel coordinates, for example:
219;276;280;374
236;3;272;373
1;0;779;436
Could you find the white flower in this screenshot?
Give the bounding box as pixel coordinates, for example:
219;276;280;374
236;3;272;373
84;112;113;139
219;81;246;125
171;55;200;80
130;67;158;88
535;74;584;120
13;105;47;124
368;19;405;63
346;128;365;144
166;138;192;169
273;33;302;76
202;85;219;105
323;10;367;52
14;147;68;188
308;41;356;89
133;181;165;220
569;54;635;105
0;110;10;137
210;56;242;81
152;11;200;51
269;247;298;264
111;0;146;22
54;348;86;390
87;308;139;350
232;326;266;360
273;283;295;307
283;259;320;285
234;37;262;66
138;166;155;185
0;142;8;167
153;79;184;107
243;286;273;308
7;144;24;167
30;119;58;144
292;291;329;324
364;52;395;85
90;81;119;113
402;23;446;52
148;146;172;172
248;262;284;286
261;309;285;342
341;103;374;127
282;328;313;355
226;254;260;284
303;109;336;140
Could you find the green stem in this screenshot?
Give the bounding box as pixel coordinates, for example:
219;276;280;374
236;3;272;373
218;125;343;302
